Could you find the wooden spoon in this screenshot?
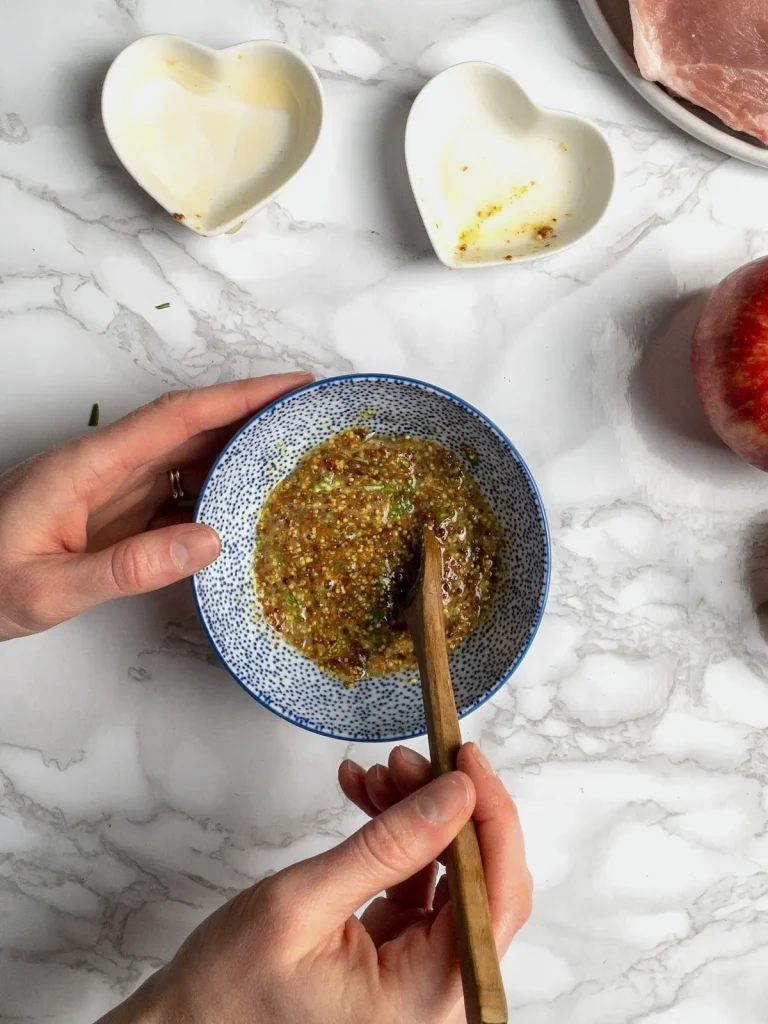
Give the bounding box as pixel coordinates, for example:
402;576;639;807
402;527;508;1024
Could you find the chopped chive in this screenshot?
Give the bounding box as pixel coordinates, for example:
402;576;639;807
87;403;100;427
315;474;335;493
155;302;171;310
389;495;415;518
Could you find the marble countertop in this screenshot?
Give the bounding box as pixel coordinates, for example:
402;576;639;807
4;1;768;1021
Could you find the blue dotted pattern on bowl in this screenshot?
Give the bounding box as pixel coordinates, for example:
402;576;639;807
193;374;550;742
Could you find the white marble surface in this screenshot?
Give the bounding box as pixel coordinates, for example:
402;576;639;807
3;0;768;1021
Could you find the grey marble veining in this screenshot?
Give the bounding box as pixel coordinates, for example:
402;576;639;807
3;0;768;1020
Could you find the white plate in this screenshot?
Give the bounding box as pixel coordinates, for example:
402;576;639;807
405;62;614;269
578;0;768;169
102;36;324;236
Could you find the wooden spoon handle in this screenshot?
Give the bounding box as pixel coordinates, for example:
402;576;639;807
446;823;508;1024
406;534;508;1024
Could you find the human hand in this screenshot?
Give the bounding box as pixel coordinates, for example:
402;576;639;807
0;373;312;640
99;743;530;1024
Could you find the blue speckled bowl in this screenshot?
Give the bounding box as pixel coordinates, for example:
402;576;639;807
193;374;550;741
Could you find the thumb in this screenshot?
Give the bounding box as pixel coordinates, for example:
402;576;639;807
281;772;475;947
58;524;220;614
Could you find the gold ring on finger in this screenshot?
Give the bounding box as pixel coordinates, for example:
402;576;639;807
169;467;185;502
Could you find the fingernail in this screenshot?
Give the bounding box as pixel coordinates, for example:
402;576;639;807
170;527;220;572
370;764;387;784
416;773;471;824
470;743;496;776
397;746;428;766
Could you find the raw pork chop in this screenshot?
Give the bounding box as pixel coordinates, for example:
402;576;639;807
629;0;768;144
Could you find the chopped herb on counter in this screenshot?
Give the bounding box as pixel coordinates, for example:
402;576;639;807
155;302;170;310
88;403;100;427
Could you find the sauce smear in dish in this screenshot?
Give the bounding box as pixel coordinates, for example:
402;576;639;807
254;428;502;686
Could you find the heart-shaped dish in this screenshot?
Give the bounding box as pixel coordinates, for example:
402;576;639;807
405;62;614;268
102;36;323;236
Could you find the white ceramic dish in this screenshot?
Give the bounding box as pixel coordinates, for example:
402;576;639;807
578;0;768;169
102;35;324;236
405;62;614;269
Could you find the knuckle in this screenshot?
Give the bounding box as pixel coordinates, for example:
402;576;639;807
356;811;413;876
153;389;196;432
494;867;533;945
2;452;60;504
10;567;60;630
514;870;534;927
225;880;267;928
230;877;303;970
154;389;184;412
258;873;298;921
110;542;155;595
254;874;306;952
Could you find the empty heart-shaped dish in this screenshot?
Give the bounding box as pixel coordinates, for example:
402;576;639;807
406;63;614;268
102;36;323;236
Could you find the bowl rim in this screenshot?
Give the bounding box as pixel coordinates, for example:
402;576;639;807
192;372;551;742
